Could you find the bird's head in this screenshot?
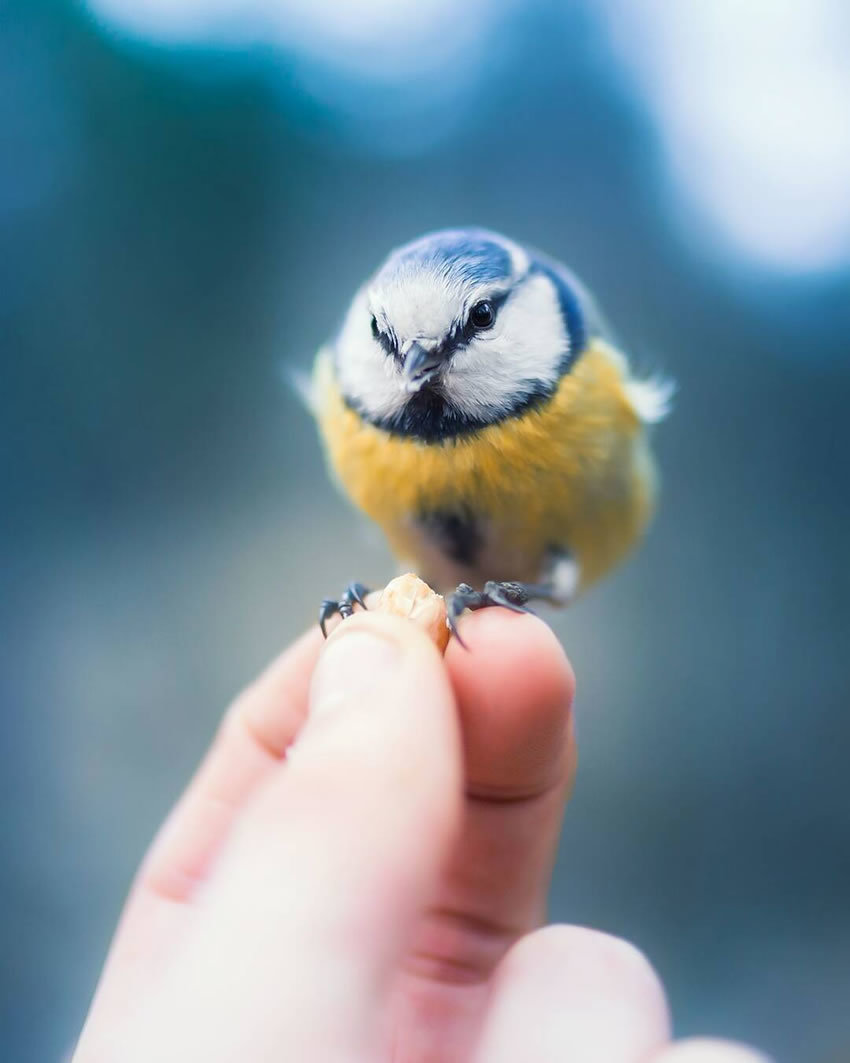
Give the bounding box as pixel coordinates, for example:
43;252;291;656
333;228;590;441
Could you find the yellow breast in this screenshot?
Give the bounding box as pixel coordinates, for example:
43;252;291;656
312;339;657;591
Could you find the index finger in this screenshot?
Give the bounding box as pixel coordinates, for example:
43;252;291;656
404;607;577;987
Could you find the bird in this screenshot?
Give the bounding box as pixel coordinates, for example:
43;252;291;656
308;227;671;642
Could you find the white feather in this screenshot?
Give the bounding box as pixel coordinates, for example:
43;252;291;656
549;555;579;604
287;363;318;414
335;288;406;418
624;375;675;424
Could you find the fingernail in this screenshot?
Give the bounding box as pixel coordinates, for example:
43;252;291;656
310;629;402;718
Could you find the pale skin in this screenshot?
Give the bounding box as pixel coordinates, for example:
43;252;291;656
73;607;771;1063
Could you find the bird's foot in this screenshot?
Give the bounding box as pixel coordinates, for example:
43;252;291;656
447;580;558;648
318;582;371;637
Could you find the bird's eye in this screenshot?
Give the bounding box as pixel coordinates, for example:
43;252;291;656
370;315;379;339
469;300;495;330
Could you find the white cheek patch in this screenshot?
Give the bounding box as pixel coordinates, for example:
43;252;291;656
443;272;567;420
334;288;401;418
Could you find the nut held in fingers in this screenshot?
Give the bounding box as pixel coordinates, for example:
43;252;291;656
374;574;450;654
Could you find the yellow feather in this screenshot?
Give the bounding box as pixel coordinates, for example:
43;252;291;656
312;339;657;592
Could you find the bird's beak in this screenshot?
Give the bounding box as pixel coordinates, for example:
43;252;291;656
401;341;444;392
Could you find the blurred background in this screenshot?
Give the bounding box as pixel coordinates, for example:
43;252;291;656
2;0;849;1059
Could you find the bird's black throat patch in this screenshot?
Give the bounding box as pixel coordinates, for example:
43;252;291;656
417;507;483;566
343;379;555;442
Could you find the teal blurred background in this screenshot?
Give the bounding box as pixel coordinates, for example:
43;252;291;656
2;1;849;1060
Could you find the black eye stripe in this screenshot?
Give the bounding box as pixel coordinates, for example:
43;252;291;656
369;288;511;363
370;314;398;359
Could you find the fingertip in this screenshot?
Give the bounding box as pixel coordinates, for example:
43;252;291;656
266;607;463;872
475;925;671;1061
503;925;668;1013
446;608;575;723
445;609;575;797
653;1039;774;1063
322;606;443;657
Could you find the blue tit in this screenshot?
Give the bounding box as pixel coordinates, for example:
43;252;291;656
310;228;671;638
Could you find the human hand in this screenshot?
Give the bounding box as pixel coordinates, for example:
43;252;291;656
73;607;770;1062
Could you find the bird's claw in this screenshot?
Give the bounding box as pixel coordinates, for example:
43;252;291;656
446;580;536;648
318;582;371;637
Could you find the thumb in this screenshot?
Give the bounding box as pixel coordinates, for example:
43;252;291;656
268;611;464;952
161;613;463;1060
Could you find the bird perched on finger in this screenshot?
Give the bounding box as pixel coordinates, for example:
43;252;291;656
308;228;671;641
